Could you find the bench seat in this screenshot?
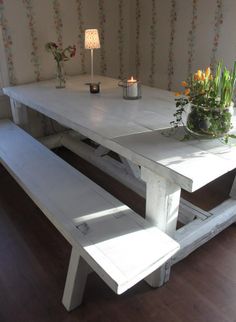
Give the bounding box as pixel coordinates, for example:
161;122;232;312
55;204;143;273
0;120;179;311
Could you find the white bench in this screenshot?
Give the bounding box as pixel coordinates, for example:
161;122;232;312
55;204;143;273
0;119;179;311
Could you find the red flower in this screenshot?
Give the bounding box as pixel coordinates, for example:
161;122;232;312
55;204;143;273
45;42;76;62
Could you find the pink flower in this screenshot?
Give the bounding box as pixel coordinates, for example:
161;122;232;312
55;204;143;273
45;42;76;62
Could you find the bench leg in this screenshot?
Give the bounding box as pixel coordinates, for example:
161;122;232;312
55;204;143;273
141;168;181;287
62;247;90;311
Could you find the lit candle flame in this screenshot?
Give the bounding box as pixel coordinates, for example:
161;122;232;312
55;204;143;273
128;76;136;83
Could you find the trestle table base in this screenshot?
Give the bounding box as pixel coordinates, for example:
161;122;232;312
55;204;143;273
9;99;236;289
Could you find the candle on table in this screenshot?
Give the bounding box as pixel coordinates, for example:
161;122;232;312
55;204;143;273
127;76;138;98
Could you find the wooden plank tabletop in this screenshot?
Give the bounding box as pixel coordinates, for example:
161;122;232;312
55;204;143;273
113;130;236;192
3;75;236;192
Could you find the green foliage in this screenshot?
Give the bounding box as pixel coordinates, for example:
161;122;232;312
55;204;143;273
177;62;236;109
172;61;236;143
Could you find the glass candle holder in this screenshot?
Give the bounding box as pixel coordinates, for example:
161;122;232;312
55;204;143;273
89;83;100;94
118;77;141;100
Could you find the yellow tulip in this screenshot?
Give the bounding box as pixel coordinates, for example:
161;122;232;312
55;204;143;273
194;73;199;81
197;70;202;79
205;67;211;78
181;81;188;87
201;73;206;81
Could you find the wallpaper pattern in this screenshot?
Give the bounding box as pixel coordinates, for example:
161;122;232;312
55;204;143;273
130;0;236;90
52;0;63;48
76;0;85;74
118;0;124;79
149;0;157;87
210;0;223;71
0;0;16;85
98;0;107;76
0;0;129;85
167;0;177;91
22;0;40;82
135;0;141;78
187;0;198;76
0;0;235;91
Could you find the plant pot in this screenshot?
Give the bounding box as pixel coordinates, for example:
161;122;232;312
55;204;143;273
186;103;234;138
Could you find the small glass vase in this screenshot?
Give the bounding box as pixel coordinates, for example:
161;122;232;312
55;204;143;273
186;103;234;138
56;61;66;89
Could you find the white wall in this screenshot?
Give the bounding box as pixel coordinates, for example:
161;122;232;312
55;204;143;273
130;0;236;91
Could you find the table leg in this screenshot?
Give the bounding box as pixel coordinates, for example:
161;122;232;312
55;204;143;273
141;167;181;287
10;98;29;130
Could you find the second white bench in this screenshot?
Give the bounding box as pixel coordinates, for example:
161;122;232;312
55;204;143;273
0;120;179;311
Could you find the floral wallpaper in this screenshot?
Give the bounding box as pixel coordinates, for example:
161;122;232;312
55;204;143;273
149;0;157;87
167;0;177;91
52;0;63;48
135;0;141;78
0;0;16;85
118;0;124;79
0;0;130;85
76;0;85;74
0;0;235;92
131;0;235;91
98;0;107;76
187;0;198;76
22;0;40;82
210;0;223;72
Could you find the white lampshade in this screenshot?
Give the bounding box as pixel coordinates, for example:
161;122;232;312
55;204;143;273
85;29;100;50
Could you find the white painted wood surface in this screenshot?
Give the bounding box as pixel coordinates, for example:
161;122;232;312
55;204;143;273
40;130;209;225
141;167;181;287
0;119;179;310
58;130;236;279
4;75;236;192
62;249;90;311
4;75;236;292
178;199;211;221
38;127;236;288
113;130;236;192
173;198;236;264
60;132;146;197
10;98;28;130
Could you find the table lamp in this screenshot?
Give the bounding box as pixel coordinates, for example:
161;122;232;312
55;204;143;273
85;29;101;93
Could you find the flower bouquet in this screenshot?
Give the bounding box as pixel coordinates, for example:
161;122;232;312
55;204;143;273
172;62;236;142
45;42;76;88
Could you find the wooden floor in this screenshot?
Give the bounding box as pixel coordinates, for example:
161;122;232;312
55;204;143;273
0;147;236;322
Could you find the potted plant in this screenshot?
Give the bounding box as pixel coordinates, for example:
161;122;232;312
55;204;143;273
45;42;76;88
172;62;236;142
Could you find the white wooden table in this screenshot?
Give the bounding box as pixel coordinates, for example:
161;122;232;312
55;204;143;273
3;75;236;287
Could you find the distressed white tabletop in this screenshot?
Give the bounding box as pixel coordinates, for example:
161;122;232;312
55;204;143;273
3;75;236;192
